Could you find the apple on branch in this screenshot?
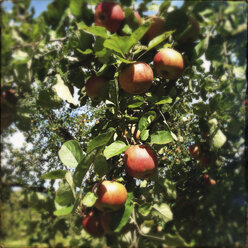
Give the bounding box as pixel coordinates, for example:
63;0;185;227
119;62;154;94
124;144;158;179
94;2;125;33
82;211;104;237
94;180;127;212
85;76;107;100
153;48;184;80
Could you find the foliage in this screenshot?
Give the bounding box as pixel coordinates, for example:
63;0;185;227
1;0;247;247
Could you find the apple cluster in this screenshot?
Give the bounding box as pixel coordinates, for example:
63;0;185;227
85;1;197;100
82;2;200;237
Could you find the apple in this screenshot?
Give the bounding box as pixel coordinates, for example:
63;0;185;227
178;16;200;43
94;2;125;33
100;212;113;234
119;62;153;94
85;76;106;100
203;174;216;186
124;144;158;179
153;48;184;80
134;11;142;24
189;144;200;159
143;16;165;43
94;180;127;212
82;211;104;237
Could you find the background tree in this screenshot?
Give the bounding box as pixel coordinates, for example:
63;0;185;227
1;0;247;247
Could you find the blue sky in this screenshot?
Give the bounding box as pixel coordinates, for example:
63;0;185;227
2;0;183;18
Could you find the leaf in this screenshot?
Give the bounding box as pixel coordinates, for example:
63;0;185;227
150;131;173;145
82;192;97;207
130;22;151;45
163;179;177;199
103;141;129;159
79;23;109;39
138;203;152;216
140;129;149;141
76;48;93;54
164;233;189;247
55;180;74;206
128;101;144;108
87;128;115;153
103;35;132;57
41;170;67;180
70;0;84;18
73;149;97;187
53;74;77;106
193;35;209;59
152;203;173;223
138;111;157;131
109;193;134;232
94;155;110;177
54;205;73;216
147;31;173;51
58;140;84;168
155;96;172;105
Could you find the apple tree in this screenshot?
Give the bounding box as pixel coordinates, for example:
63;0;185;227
1;0;247;247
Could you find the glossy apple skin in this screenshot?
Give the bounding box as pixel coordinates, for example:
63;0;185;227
144;16;165;43
82;211;104;237
85;76;106;100
153;48;184;80
124;145;158;179
119;62;153;94
94;180;127;212
94;2;124;33
178;16;200;43
189;144;200;159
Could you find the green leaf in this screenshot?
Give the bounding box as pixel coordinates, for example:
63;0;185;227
147;31;173;51
130;22;151;45
70;0;84;18
152;203;173;223
76;48;93;54
138;203;152;216
55;180;74;206
73;149;97;187
155;96;173;105
193;35;209;59
140;129;149;141
94;155;110;177
104;141;129;159
163;179;177;199
109;193;134;232
87;128;115;153
82;192;97;207
164;233;189;247
79;23;109;39
58;140;84;168
53;74;77;106
128;101;144;108
138;111;157;131
150;131;173;145
103;35;131;57
41;170;67;180
54;205;73;216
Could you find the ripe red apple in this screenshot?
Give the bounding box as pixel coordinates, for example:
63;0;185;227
94;180;127;212
144;16;165;43
82;211;104;237
153;48;184;80
94;2;125;33
189;144;200;159
178;16;200;43
85;76;106;100
119;62;153;94
124;144;158;179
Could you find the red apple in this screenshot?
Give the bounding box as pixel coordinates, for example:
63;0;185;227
82;211;104;237
124;144;158;179
119;62;153;94
94;2;125;33
178;16;200;43
189;144;200;159
153;48;184;80
203;174;216;186
85;76;106;100
94;180;127;212
144;16;165;43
